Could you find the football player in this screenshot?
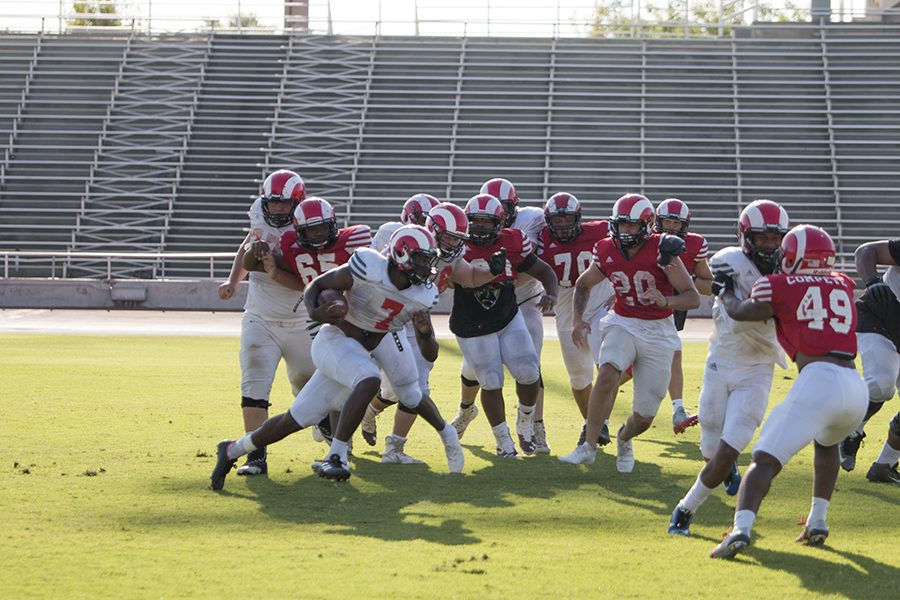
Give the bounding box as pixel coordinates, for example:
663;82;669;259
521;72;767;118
536;193;615;448
215;169;307;477
667;199;790;536
361;202;505;464
452;178;554;452
838;238;900;484
370;193;440;251
559;193;700;472
210;225;464;489
450;193;559;457
710;225;868;559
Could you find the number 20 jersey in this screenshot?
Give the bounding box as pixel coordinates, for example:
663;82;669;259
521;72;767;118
751;272;857;360
591;233;675;321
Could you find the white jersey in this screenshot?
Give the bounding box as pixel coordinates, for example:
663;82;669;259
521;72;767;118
511;206;546;303
372;221;403;253
555;282;614;332
708;247;787;368
882;265;900;301
345;248;440;333
243;198;302;322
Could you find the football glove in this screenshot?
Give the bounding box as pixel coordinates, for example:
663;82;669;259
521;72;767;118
488;248;507;276
711;271;735;297
657;234;686;268
865;277;895;305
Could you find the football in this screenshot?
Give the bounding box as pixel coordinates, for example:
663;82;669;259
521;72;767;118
318;288;348;318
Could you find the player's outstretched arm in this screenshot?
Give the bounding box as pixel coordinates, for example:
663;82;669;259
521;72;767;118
304;265;354;322
218;232;253;300
720;291;774;322
855;240;897;281
662;259;701;310
450;256;495;288
521;255;559;312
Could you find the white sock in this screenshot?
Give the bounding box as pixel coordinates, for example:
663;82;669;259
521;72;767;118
438;424;457;442
672;398;684;411
876;441;900;466
227;434;256;460
807;497;829;525
518;403;534;418
491;421;510;444
680;475;714;513
733;509;756;537
329;439;350;462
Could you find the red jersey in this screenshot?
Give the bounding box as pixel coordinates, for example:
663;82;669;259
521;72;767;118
680;232;709;274
751;272;857;360
451;228;536;338
537;220;610;287
280;225;372;286
592;233;675;320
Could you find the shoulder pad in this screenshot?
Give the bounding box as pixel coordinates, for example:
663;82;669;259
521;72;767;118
348;247;385;282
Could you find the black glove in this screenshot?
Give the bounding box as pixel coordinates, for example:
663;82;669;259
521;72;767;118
866;277;895;305
657;234;685;268
711;271;735;297
488;248;507;276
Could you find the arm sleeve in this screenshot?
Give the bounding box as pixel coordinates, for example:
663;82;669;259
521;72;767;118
750;276;773;303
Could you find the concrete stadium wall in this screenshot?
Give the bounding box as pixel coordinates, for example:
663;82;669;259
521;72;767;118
0;279;716;316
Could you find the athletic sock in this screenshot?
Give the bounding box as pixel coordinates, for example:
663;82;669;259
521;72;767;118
807;497;829;525
876;441;900;466
733;509;756;537
672;398;684;411
491;421;511;444
329;439;350;463
680;474;714;513
227;434;256;460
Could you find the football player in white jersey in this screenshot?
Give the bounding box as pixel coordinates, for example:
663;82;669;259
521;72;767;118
362;202;506;464
370;193;440;251
210;225;464;490
215;169;306;477
452;178;554;452
667;200;790;536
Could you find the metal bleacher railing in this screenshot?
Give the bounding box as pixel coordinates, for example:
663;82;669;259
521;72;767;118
0;2;899;280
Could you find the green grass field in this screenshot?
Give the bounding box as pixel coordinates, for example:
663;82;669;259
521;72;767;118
2;333;899;599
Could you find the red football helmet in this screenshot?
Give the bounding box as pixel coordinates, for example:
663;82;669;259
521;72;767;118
388;224;440;285
400;194;440;226
261;169;305;228
738;199;790;273
610;193;655;249
464;194;505;247
780;224;836;275
544;192;582;243
293;197;338;249
655;198;691;237
480;178;519;227
426;202;469;261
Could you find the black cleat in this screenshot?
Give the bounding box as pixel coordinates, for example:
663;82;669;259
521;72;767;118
210;440;237;491
577;423;612;447
236;447;267;476
839;431;865;472
317;453;351;481
866;461;900;484
314;415;334;444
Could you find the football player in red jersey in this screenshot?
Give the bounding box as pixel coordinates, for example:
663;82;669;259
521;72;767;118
240;196;372;472
450;193;559;457
536;193;616;448
711;225;868;559
215;170;306;477
837;238;900;483
559;193;700;472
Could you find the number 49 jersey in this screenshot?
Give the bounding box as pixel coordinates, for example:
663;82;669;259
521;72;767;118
280;225;372;286
345;248;440;333
751;272;857;360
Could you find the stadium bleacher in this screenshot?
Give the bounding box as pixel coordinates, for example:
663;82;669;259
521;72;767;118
0;24;898;279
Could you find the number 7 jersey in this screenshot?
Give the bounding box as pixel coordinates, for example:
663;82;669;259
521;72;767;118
751;272;857;360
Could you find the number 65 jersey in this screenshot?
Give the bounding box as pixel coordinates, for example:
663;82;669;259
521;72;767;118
751;272;857;360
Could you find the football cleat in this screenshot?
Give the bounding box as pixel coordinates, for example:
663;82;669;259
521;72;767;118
723;461;741;496
361;405;379;447
496;434;519;459
312;415;334;444
210;440;237;491
533;421;551;454
616;426;635;473
673;406;699;434
865;461;900;484
796;520;829;546
317;454;351;481
310;458;324;474
516;411;535;456
382;435;424;465
236;447;267;477
577;422;612;447
710;531;751;559
667;506;694;536
559;443;596;465
441;427;465;473
839;431;865;472
450;403;479;439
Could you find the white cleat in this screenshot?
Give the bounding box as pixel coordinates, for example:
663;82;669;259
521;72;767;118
616;428;635;473
496;434;519;459
381;435;424;465
441;427;465;473
559;443;596;465
450;404;479;439
533;421;551;454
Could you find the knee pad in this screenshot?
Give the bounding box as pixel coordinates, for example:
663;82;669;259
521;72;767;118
865;400;886;422
890;412;900;437
461;375;480;388
393;380;423;410
241;396;271;409
398;403;418;415
866;379;896;404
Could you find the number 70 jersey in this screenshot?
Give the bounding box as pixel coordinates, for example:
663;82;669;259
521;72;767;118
751;272;857;360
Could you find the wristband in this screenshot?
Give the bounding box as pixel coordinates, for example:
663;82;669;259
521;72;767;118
417;327;434;339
